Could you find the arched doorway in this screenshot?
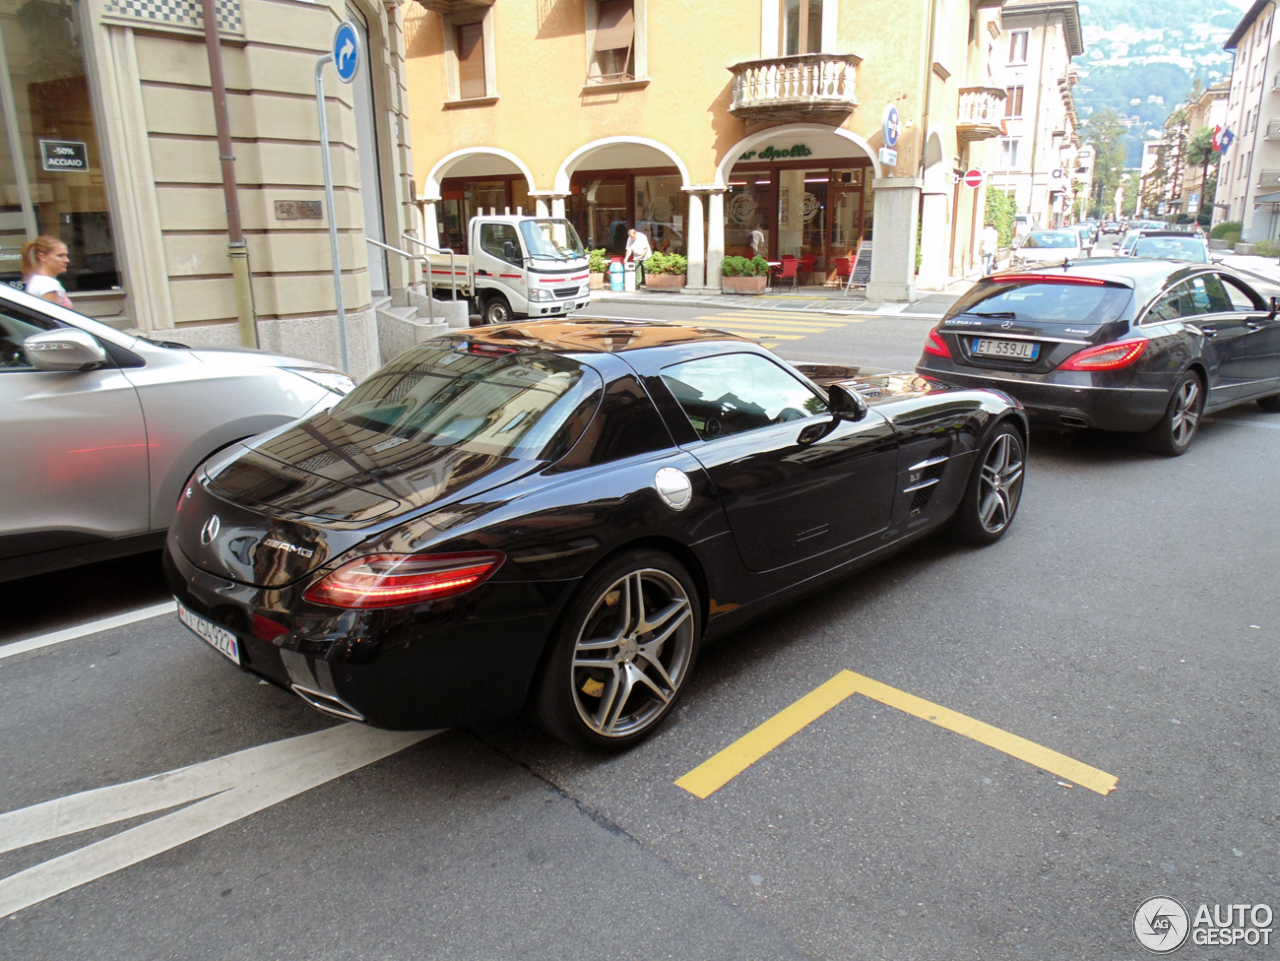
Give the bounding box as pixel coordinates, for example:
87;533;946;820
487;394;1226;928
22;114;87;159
716;125;881;286
423;148;536;253
554;137;691;256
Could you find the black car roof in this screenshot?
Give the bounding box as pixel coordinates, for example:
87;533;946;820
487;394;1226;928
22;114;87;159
459;318;756;354
990;257;1243;306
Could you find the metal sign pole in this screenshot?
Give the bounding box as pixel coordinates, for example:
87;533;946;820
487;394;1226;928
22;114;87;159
314;54;348;373
315;23;360;374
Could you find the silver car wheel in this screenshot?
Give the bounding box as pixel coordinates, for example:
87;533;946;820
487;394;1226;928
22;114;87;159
570;568;694;739
1170;378;1201;447
977;432;1024;534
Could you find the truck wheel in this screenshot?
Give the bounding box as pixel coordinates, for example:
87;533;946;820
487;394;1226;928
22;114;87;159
482;294;512;325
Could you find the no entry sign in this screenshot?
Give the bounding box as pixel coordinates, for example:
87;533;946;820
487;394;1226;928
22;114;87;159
964;168;984;188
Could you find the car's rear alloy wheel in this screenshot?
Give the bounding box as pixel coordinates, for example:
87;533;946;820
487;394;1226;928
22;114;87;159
954;424;1024;545
482;294;511;325
535;550;700;750
1146;372;1203;456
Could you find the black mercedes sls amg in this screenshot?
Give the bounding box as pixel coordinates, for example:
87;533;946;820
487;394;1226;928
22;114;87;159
166;320;1027;749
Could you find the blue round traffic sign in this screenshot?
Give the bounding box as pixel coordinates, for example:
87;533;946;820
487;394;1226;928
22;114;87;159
882;104;901;149
333;22;361;84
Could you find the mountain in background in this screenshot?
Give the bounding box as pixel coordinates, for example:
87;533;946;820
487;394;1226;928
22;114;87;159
1074;0;1247;166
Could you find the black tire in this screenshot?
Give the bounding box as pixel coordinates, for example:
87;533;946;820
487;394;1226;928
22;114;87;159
953;423;1025;545
1144;371;1204;456
533;549;701;751
482;293;512;325
1257;393;1280;413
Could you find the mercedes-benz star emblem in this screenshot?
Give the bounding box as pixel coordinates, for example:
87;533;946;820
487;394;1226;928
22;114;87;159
200;514;221;545
1001;320;1015;329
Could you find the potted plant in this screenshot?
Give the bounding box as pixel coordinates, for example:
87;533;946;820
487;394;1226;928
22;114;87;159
588;248;610;289
641;251;688;290
721;255;770;294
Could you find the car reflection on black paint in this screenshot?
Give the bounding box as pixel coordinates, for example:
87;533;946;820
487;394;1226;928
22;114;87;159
166;320;1028;750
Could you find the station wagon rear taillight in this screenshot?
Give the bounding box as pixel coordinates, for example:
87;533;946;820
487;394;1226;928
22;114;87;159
303;552;505;609
1057;339;1148;372
924;329;952;358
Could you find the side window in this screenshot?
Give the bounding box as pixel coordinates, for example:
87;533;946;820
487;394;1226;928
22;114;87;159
1198;274;1234;313
557;375;672;468
478;223;521;265
1218;274;1266;311
661;352;828;441
1146;282;1200;323
1186;276;1215;314
0;308;57;371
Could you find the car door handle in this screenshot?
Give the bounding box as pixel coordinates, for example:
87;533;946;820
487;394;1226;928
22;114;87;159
1246;320;1267;330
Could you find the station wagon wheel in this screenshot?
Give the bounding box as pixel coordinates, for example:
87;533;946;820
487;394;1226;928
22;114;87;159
482;294;512;325
953;423;1025;545
1258;393;1280;413
1145;371;1204;456
534;550;700;751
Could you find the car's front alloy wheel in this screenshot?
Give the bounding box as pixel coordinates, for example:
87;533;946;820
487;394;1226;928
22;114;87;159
954;424;1025;545
535;550;699;750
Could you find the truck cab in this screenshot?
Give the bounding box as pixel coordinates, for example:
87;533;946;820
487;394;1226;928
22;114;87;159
463;215;592;324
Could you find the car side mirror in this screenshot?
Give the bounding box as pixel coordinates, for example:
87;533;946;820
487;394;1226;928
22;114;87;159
827;383;868;422
503;241;520;264
25;328;107;371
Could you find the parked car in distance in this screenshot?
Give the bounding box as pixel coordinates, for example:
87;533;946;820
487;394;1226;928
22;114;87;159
1101;222;1123;235
916;259;1280;456
0;286;355;582
1131;234;1211;263
166;320;1028;750
1011;230;1083;267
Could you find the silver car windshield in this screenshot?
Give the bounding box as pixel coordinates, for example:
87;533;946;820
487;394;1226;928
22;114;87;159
1022;232;1078;249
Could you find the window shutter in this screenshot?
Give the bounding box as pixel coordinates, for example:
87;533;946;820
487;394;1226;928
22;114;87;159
457;22;485;99
591;0;635;82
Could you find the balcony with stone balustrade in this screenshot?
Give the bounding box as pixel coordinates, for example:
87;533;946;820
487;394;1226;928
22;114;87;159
956;87;1007;142
728;54;861;124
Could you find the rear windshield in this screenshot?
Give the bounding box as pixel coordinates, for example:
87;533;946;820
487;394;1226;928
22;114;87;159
946;279;1132;325
1132;237;1208;262
330;344;602;459
1022;232;1078;249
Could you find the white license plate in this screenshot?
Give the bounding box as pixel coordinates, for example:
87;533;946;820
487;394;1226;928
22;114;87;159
177;601;241;665
972;338;1039;361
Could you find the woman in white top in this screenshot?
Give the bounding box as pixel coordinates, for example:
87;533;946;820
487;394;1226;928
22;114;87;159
22;235;73;309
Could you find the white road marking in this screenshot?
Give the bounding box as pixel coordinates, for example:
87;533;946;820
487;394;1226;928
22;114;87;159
1206;416;1280;431
0;601;177;662
0;723;437;917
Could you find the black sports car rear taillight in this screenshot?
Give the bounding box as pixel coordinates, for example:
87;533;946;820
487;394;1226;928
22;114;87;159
303;552;505;609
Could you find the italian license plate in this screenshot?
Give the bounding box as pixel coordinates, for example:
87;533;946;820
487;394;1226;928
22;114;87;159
177;601;240;665
972;338;1039;361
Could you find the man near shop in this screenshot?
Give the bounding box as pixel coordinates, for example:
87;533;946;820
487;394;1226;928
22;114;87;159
980;220;1000;275
625;227;652;286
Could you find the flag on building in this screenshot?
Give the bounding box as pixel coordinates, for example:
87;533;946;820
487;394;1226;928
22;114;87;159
1212;125;1222;151
1218;127;1235;154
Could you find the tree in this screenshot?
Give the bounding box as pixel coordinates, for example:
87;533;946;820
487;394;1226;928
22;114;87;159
1185;125;1220;222
1084;108;1128;216
1121;171;1140;217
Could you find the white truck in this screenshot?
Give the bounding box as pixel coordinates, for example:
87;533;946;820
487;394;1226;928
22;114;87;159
426;215;593;325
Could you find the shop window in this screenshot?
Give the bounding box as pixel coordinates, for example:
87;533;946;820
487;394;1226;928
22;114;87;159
456;22;486;99
634;174;686;255
1004;86;1024;118
589;0;635;84
1008;30;1029;64
0;0;118;293
781;0;823;56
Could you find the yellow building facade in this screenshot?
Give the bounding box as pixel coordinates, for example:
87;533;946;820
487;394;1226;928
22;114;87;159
405;0;1016;300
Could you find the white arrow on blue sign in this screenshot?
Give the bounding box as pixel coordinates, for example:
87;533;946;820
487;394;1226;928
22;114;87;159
333;21;361;84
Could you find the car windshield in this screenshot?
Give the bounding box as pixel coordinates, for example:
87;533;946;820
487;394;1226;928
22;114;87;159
329;344;601;459
948;279;1132;325
1131;237;1209;263
1022;232;1078;249
519;219;586;260
1121;233;1141;250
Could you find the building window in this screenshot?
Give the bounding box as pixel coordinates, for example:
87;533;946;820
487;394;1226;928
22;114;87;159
455;21;486;99
782;0;823;56
1008;30;1029;64
1004;85;1024;117
589;0;635;84
1000;138;1021;168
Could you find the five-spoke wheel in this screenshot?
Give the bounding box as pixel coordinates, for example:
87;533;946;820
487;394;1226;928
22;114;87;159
954;424;1025;545
535;550;699;750
1146;371;1203;456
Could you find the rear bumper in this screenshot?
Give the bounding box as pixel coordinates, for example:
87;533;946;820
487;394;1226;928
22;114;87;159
916;360;1170;432
163;537;579;729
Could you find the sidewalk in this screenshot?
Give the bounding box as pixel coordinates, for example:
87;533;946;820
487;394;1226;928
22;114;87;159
594;284;962;317
1219;253;1280;287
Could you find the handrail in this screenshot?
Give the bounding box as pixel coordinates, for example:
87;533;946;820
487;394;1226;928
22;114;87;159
402;234;458;301
366;236;435;323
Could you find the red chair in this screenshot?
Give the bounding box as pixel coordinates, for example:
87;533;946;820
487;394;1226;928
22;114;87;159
774;258;799;289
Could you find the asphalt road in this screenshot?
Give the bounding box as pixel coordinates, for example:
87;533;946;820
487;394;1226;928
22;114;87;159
6;247;1280;959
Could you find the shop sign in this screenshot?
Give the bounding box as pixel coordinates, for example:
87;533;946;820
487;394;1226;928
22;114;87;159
39;140;88;172
739;144;813;161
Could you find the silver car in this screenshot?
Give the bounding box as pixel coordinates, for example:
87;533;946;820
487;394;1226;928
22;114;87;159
0;285;354;582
